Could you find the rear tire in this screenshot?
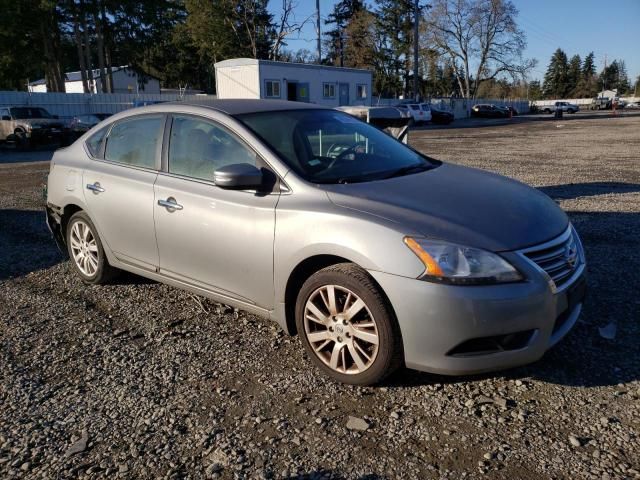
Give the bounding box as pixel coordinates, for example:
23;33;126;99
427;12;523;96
66;211;119;284
295;263;403;385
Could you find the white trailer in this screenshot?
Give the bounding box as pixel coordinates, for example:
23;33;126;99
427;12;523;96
214;58;372;107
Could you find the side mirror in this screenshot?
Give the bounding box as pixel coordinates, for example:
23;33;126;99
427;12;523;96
1;116;10;121
213;163;263;189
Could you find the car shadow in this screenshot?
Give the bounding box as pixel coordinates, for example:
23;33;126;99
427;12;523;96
539;182;640;200
385;205;640;389
0;209;63;281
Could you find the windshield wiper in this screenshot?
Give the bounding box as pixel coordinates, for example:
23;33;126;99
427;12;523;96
383;163;431;179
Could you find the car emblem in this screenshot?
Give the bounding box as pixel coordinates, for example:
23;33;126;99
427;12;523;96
565;244;578;269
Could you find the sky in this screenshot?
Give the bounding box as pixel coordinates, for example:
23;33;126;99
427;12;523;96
269;0;640;85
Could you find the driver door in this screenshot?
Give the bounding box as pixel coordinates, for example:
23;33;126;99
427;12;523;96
153;114;279;309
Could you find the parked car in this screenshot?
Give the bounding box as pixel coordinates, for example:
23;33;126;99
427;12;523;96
624;100;640;109
66;113;113;139
430;105;455;124
419;103;433;123
505;106;519;116
46;100;586;385
0;106;65;147
542;101;579;114
589;97;611;110
395;103;431;124
471;104;510;118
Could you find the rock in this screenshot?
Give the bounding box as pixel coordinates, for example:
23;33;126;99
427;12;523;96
20;462;30;471
118;463;129;474
346;416;370;431
206;448;230;467
390;411;400;420
598;323;617;340
568;435;581;447
494;397;509;409
65;430;89;457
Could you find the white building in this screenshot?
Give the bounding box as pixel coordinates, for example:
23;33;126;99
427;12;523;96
214;58;372;107
29;66;160;94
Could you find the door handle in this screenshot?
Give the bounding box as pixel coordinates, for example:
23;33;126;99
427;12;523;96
158;197;183;211
86;182;105;193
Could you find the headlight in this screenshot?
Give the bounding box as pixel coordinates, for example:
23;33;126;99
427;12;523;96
404;237;523;285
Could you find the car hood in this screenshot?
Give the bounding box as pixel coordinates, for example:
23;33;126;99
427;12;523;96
324;163;568;252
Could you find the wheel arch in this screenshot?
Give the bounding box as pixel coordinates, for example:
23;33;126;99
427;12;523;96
282;254;397;337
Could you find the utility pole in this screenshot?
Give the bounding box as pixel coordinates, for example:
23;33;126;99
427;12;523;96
413;0;420;101
316;0;321;63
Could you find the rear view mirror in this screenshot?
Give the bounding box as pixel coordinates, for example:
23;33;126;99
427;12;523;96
214;163;263;189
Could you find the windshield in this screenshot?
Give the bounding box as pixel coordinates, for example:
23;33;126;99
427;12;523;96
236;109;436;184
10;107;52;119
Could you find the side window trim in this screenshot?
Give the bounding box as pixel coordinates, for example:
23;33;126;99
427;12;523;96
96;113;167;171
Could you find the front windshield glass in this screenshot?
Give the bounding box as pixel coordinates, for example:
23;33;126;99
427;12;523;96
10;107;52;119
236;109;436;184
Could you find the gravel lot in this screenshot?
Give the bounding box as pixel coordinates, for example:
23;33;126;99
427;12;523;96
1;114;639;479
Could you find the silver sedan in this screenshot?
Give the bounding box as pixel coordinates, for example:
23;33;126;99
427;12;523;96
46;100;586;385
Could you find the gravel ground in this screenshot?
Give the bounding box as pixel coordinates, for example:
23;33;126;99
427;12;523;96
1;114;639;480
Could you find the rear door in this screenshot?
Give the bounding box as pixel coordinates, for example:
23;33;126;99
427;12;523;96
83;114;164;271
153;113;279;308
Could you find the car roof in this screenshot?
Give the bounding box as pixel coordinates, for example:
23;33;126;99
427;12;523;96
166;99;328;115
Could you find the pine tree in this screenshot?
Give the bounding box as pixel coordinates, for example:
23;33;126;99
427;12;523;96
542;48;569;98
324;0;365;67
582;52;596;78
567;54;581;97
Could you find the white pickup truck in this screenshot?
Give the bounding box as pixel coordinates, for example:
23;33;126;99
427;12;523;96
542;101;580;114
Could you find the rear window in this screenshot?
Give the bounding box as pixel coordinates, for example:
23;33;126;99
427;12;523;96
85;126;109;158
104;115;163;169
410;105;420;110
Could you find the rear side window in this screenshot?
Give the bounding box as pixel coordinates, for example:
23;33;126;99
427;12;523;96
104;115;163;169
168;115;257;181
85;126;108;158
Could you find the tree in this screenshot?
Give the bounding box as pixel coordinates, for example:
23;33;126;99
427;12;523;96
377;0;414;97
271;0;314;61
567;54;581;97
324;0;365;67
582;52;595;78
425;0;535;98
528;80;542;100
601;59;630;94
542;48;569;98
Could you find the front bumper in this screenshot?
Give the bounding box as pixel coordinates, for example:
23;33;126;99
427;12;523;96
369;245;586;376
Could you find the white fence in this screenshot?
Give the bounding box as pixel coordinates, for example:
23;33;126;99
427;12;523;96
374;97;530;119
0;91;218;118
533;97;640;107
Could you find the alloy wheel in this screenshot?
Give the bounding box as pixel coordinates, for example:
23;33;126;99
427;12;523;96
303;285;379;375
69;220;99;277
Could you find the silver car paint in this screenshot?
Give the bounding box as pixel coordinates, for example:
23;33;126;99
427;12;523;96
47;101;584;375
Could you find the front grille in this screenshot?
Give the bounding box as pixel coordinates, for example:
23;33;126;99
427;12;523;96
522;228;581;290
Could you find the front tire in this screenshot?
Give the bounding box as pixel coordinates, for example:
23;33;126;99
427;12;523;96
66;211;119;284
295;263;403;385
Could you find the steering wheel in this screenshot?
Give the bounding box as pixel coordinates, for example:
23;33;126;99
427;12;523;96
325;142;366;169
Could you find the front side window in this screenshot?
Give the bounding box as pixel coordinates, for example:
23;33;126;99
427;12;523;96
323;83;336;98
265;80;281;98
356;84;367;99
237;109;436;184
104;114;163;168
168;115;257;181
